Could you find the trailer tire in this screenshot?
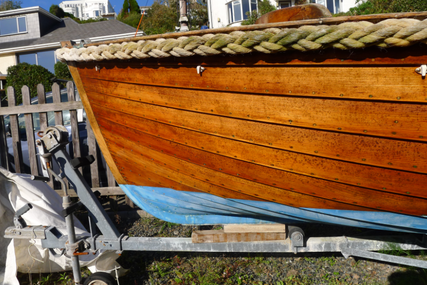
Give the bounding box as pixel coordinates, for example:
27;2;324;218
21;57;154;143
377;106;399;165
83;272;117;285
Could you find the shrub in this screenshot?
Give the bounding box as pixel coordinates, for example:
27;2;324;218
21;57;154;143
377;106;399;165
54;61;72;81
118;11;142;29
5;63;54;105
49;4;65;18
347;0;427;15
139;2;178;35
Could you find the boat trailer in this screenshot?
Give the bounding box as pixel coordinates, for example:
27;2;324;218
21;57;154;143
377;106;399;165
4;126;427;284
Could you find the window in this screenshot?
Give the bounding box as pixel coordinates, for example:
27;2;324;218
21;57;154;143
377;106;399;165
233;1;242;22
227;0;257;23
279;1;291;8
18;50;57;74
0;16;26;36
94;10;100;17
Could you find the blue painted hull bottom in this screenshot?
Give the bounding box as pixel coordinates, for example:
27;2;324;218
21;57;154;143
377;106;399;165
120;185;427;234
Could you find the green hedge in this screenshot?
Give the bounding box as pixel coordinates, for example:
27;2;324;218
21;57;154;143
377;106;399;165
348;0;427;15
5;63;54;105
54;61;72;81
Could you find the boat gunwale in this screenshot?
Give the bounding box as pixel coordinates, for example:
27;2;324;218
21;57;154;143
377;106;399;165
77;11;427;48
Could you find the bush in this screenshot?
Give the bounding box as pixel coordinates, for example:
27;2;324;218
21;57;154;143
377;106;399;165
139;2;178;35
118;11;142;29
5;63;54;105
54;61;72;81
49;4;65;18
347;0;427;15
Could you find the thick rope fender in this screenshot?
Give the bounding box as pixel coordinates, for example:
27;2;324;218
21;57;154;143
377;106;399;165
55;18;427;62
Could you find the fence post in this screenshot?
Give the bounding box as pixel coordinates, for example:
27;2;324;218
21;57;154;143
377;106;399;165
7;86;23;173
87;120;99;188
22;85;39;176
52;83;63;125
37;84;53;188
67;81;82;174
0;100;8;170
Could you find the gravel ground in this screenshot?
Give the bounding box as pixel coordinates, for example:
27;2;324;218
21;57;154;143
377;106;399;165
112;213;427;285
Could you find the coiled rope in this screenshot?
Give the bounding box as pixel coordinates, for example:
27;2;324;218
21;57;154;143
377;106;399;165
56;18;427;62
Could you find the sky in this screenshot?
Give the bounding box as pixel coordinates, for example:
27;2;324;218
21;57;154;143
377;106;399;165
22;0;156;15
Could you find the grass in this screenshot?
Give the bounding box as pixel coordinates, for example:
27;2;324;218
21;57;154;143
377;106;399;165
16;248;427;285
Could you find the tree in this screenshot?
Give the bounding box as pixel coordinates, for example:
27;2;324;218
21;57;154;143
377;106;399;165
129;0;140;14
6;63;54;105
118;11;142;28
258;0;277;15
347;0;427;15
138;0;179;35
49;4;81;20
54;62;72;81
119;0;140;17
242;0;276;25
119;0;207;33
188;1;208;29
121;0;130;17
295;0;308;5
0;0;21;11
49;4;65;18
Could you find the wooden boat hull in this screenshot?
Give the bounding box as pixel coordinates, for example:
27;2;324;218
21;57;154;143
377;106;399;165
63;16;427;233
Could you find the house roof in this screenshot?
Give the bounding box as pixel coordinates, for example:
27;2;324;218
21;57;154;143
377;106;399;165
0;15;141;54
0;6;61;22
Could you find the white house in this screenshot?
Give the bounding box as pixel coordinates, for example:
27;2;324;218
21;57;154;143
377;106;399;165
140;6;150;14
59;0;115;20
206;0;358;29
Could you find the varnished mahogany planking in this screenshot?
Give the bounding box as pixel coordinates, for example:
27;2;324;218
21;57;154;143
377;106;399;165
98;118;369;212
87;92;427;197
68;63;126;184
72;45;427;217
79;62;427;103
111;154;204;193
86;92;427;175
110;146;263;201
95;111;427;216
86;79;427;142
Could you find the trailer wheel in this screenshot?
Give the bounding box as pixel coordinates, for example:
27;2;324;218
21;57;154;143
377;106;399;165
83;272;117;285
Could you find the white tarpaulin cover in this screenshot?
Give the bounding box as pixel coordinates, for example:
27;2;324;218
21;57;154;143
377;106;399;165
0;167;124;285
